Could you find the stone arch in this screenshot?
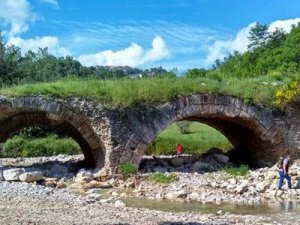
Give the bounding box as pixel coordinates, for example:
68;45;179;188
0;96;105;168
119;94;288;168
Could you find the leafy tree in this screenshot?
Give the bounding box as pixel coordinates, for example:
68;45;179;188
248;23;269;50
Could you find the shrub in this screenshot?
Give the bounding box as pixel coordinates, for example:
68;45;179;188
148;172;177;184
176;121;192;134
222;165;249;176
1;134;81;158
119;162;137;177
275;81;300;106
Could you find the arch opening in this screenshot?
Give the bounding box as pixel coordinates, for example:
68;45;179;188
0;109;105;169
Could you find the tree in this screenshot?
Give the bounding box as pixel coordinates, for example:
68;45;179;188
185;68;207;78
247;23;269;50
176;121;192;134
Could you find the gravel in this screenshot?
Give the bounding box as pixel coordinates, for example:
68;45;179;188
0;181;294;225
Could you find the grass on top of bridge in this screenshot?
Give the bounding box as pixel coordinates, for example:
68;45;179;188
0;75;291;108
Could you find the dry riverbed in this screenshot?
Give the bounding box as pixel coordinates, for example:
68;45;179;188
0;155;300;224
0;181;284;225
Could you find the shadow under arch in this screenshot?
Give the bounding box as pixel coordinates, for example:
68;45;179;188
0;101;105;169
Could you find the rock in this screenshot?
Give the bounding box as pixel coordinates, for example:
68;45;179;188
183;156;197;165
19;171;44;182
192;161;211;172
235;181;248;194
75;169;94;183
56;182;67;189
0;170;4;181
265;171;277;180
50;164;68;175
170;157;184;166
68;182;83;190
87;193;102;201
165;190;187;200
295;180;300;189
153;166;168;173
3;168;25;181
228;178;237;185
214;154;229;164
115;200;126;207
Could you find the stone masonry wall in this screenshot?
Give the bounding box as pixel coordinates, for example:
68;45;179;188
0;94;299;174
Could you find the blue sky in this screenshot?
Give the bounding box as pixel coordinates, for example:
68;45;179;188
1;0;300;71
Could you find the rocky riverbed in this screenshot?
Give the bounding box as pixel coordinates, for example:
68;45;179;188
1;154;300;224
0;181;291;225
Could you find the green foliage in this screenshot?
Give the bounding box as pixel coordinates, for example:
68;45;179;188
176;121;192;134
119;162;137;177
0;134;81;158
146;122;232;155
148;172;177;184
222;165;250;176
216;23;300;80
0;75;284;108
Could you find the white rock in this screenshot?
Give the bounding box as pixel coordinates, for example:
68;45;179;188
115;200;126;207
75;169;94;183
228;178;237;185
19;171;44;182
235;181;248;194
3;168;25;181
165;190;187;200
87;193;102;201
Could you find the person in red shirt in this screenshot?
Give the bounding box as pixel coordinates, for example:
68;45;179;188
176;143;183;156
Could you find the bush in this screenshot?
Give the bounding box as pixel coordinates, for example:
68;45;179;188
222;165;250;176
275;80;300;106
1;134;81;158
119;162;137;177
148;172;177;184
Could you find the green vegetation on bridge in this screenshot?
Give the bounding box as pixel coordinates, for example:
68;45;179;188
0;75;295;108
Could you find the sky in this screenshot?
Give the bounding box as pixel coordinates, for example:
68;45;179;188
1;0;300;71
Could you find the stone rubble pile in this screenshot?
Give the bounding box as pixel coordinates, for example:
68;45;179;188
140;149;230;173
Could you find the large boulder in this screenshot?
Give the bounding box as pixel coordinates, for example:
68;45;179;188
75;169;94;183
19;171;44;182
170;157;184;166
50;164;69;175
192;161;211;172
3;168;25;181
213;154;229;164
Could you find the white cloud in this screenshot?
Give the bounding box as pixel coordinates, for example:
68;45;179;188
77;36;170;67
206;18;300;65
0;0;36;37
39;0;60;9
268;18;300;33
8;36;71;57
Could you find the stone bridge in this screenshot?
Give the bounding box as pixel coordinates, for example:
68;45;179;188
0;94;299;174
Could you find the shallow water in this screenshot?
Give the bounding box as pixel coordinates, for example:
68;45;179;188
121;197;300;223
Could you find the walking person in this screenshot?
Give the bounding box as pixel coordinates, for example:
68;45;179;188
176;143;183;156
278;155;292;190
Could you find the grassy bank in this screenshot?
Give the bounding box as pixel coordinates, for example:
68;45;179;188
0;134;81;158
0;75;293;108
146;122;232;155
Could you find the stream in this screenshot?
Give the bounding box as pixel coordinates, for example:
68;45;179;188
121;197;300;223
